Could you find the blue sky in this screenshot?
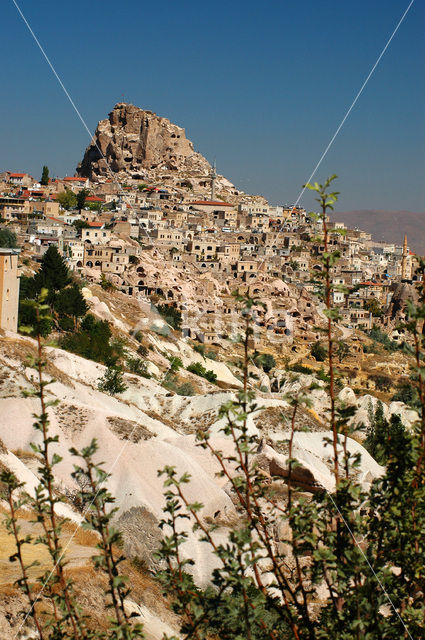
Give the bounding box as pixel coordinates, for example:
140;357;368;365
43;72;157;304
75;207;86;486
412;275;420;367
1;0;423;211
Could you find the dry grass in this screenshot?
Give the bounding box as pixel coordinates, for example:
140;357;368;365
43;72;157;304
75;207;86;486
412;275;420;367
11;447;40;463
61;521;99;547
0;583;21;597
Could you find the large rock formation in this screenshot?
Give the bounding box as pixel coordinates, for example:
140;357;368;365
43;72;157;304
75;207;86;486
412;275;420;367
77;103;211;181
385;281;418;324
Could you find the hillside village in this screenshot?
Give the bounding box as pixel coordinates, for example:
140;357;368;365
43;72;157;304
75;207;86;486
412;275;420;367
0;104;417;349
0;103;422;638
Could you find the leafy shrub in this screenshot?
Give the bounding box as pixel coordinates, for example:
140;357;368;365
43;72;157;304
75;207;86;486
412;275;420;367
253;351;276;372
163;373;196;396
392;380;420;409
187;362;217;384
0;228;17;248
100;273;116;291
156;304;182;330
368;325;399;352
168;356;183;372
371;373;392;392
137;344;148;357
288;362;312;374
362;341;379;354
126;357;151;378
176;382;195;396
193;344;206;357
61;314;115;363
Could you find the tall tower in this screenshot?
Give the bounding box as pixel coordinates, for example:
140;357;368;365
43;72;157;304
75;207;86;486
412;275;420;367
210;160;217;201
401;234;408;280
0;248;20;332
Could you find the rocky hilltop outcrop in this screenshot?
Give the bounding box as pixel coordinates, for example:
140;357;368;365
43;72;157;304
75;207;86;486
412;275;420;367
77;103;212;181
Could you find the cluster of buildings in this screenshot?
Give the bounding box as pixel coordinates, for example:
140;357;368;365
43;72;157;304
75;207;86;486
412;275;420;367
0;169;416;343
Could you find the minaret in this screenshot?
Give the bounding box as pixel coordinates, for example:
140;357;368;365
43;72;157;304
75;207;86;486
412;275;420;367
210;160;217;201
401;234;408;280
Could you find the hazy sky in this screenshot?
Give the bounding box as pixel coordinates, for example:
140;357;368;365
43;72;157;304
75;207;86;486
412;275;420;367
1;0;424;212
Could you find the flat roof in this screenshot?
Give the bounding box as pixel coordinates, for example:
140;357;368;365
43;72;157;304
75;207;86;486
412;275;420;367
0;247;20;255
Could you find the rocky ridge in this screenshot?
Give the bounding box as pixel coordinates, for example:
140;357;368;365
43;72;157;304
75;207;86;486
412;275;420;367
77;103;239;196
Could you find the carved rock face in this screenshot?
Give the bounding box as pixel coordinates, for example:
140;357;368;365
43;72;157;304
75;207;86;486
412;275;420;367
77;103;211;180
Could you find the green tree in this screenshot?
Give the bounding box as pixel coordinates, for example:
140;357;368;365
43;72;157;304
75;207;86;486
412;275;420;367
72;219;90;232
61;314;114;363
76;188;90;210
253;351;276;373
87;201;102;212
156;304;182;330
364;297;382;317
392;379;420;409
19;274;40;300
371;373;392;392
38;245;70;292
336;340;350;362
57;189;77;210
288;259;299;271
126;356;151;378
18;298;54;337
100;273;116;291
187;362;217;383
364;400;406;464
40;165;49;185
54;284;88;327
311;340;327;361
0;229;17;248
98;363;127;395
168;356;183;372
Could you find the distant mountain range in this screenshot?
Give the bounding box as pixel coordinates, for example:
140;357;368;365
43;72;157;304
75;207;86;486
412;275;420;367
333;210;425;255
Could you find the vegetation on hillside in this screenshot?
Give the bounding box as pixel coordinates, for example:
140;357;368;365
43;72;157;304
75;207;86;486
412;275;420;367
2;177;425;638
0;228;18;248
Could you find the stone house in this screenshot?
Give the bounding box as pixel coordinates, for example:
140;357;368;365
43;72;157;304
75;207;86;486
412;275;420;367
82;226;111;245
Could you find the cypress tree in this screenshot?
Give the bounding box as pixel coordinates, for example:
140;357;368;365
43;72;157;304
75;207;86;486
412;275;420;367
39;245;70;292
40;165;49;185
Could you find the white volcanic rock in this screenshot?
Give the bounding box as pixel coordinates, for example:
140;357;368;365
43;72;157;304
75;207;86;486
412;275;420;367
0;335;393;587
338;387;357;405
